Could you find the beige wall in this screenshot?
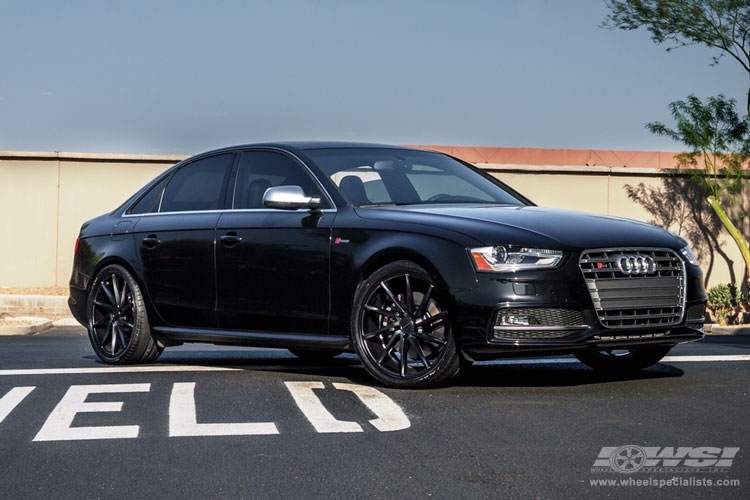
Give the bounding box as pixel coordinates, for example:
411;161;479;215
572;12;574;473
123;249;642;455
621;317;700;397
496;166;662;219
0;152;746;290
1;152;180;288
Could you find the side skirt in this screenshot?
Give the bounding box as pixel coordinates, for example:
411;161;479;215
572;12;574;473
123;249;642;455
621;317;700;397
152;326;352;351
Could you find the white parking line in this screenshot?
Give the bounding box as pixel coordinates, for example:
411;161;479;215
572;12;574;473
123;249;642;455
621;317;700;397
0;365;241;376
476;355;750;366
664;355;750;362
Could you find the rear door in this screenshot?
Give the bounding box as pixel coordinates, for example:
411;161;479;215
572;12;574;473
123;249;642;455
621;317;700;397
132;152;234;327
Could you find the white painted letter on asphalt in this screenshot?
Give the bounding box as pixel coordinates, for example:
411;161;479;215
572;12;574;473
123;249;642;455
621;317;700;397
0;386;35;424
284;381;363;433
169;382;279;437
333;383;410;432
33;384;150;441
284;381;410;433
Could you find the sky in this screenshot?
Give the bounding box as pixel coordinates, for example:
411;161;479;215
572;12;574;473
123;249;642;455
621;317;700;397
0;0;746;155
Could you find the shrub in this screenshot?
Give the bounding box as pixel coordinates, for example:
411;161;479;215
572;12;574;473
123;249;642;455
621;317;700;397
706;283;749;324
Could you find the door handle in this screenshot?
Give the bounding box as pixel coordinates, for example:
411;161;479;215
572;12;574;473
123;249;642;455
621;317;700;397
220;233;242;247
142;235;161;249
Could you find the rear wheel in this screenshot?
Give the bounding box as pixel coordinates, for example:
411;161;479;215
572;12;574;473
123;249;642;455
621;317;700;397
351;261;461;389
574;346;671;372
87;264;162;364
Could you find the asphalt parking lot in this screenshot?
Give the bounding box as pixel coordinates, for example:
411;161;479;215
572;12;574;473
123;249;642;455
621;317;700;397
0;325;748;499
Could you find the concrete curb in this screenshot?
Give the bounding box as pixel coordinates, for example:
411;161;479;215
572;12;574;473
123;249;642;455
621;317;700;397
0;317;54;336
0;294;74;335
704;324;750;336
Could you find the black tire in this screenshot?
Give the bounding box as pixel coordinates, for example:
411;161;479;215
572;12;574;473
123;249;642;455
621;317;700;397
288;348;343;360
351;260;461;389
86;264;162;364
574;346;672;372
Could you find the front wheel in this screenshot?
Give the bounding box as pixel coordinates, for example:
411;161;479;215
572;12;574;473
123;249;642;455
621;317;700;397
574;346;672;372
86;264;162;364
351;261;461;389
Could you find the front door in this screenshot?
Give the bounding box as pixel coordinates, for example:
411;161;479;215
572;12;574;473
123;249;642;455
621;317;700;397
215;150;333;334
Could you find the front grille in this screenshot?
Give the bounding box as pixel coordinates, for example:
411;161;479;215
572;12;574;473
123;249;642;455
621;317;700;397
579;248;685;328
493;308;588;340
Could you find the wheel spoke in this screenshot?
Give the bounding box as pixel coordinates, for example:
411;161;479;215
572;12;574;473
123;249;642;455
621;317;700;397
409;337;432;369
404;274;415;314
362;320;399;340
99;282;117;309
379;281;408;316
376;331;401;365
92;316;109;329
120;301;134;315
118;279;129;308
111;274;121;306
364;304;400;320
114;323;127;350
415;310;448;328
412;330;447;346
109;321;117;354
398;335;408;377
92;299;114;314
95;321;110;346
415;284;434;317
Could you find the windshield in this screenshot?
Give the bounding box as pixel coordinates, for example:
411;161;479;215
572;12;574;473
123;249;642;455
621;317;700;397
305;148;528;207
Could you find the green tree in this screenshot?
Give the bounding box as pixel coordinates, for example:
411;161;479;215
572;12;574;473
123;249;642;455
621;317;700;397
647;94;750;284
603;0;750;113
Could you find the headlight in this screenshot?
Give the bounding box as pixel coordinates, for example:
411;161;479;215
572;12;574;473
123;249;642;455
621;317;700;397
680;245;698;265
470;246;563;273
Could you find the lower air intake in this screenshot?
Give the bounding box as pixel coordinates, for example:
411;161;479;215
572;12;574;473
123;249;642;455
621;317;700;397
492;308;587;340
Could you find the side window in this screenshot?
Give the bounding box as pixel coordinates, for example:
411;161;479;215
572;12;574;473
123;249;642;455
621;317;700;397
233;151;324;209
331;169;391;205
160;154;233;213
128;177;168;214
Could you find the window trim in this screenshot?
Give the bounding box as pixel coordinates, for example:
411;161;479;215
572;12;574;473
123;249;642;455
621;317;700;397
227;147;336;211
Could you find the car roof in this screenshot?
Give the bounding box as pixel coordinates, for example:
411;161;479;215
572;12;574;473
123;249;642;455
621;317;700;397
198;141;428;156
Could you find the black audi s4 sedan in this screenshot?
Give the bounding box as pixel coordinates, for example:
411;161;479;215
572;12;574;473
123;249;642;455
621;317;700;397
69;142;706;388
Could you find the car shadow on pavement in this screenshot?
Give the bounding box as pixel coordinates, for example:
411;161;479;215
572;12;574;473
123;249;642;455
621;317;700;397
695;335;750;349
100;348;685;389
456;361;684;388
132;350;378;385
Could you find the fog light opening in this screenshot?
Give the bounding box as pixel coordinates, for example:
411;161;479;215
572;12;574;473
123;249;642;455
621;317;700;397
498;314;532;326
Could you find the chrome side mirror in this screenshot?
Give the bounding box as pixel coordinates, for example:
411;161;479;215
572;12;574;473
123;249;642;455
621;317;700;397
263;185;321;211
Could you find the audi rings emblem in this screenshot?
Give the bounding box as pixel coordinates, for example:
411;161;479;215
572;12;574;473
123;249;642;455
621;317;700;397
617;254;657;275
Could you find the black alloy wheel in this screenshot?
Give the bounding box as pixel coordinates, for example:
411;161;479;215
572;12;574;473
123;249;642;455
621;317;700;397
87;264;162;364
351;261;461;389
574;346;672;372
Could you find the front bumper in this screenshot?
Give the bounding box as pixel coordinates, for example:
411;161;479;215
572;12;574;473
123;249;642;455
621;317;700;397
450;254;706;360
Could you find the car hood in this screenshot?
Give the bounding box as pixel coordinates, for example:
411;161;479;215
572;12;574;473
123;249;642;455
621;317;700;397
357;204;683;250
